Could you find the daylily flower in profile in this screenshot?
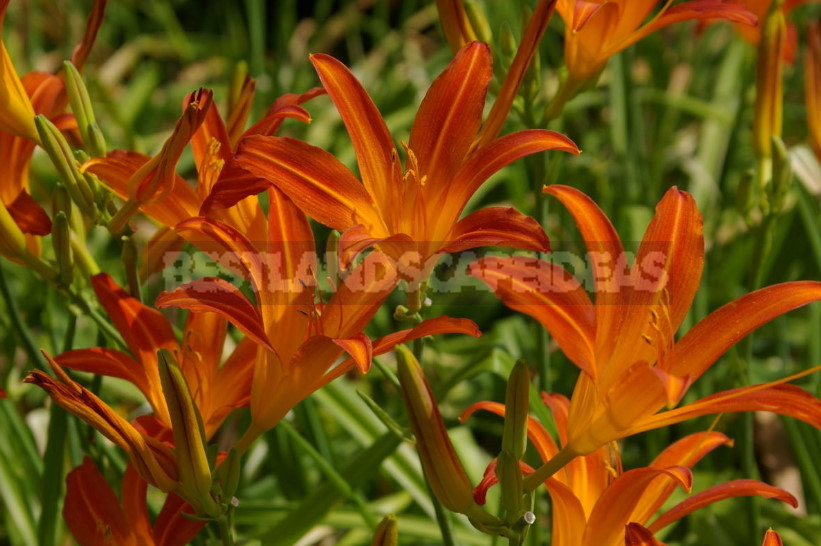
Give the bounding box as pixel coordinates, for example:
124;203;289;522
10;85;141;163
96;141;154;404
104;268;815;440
64;457;204;546
156;189;482;449
25;355;179;492
53;272;256;439
228;41;578;284
556;1;757;83
85;80;323;276
0;0;107;240
470;185;821;484
463;395;798;546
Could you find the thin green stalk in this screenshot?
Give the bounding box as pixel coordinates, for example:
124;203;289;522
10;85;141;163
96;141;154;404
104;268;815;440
522;448;577;493
0;264;48;370
279;420;378;528
425;473;457;546
217;516;234;546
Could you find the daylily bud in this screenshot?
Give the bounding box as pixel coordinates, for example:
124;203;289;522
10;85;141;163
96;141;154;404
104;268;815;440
214;448;242;501
157;349;218;517
121;235;141;301
464;1;492;45
34;115;97;217
52;183;72;220
52;212;73;286
0;27;38;142
762;528;783;546
769;136;792;214
435;0;477;52
753;0;785;162
500;22;517;61
0;198;26;257
502;360;529;459
371;514;398;546
63;61;106;157
396;345;499;527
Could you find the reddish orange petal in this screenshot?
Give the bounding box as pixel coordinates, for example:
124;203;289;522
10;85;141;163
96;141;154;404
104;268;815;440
469;256;596;375
69;0;107;71
154;493;206;546
63;458;136;546
409;42;490;199
445;129;579;221
120;465;153;545
7;190;51;235
582;466;692;546
91;273;178;366
235;135;384;234
310;53;400;217
624;523;666;546
245;86;325;138
668;281;821;380
372;316;480;356
618;2;758;55
635;383;821;435
332;333;373;374
55;348;151;404
762;529;783;546
648;480;797;533
173;216;265;295
140;226;185;281
156;278;273;352
477;0;556;147
442;207;550;254
605;187;703;387
630;432;732;525
543;185;624;352
545;478;587;546
84;150;200;227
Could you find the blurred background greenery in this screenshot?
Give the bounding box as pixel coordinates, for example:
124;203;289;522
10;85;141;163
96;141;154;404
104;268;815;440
2;1;821;544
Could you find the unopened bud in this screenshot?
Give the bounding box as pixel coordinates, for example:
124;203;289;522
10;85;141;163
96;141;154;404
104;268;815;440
158;349;218;517
121;235;141;301
63;61;106;157
502;360;529;459
753;0;785;161
769;136;792;214
214;448;242;501
371;514;398;546
464;1;492;45
53;212;73;286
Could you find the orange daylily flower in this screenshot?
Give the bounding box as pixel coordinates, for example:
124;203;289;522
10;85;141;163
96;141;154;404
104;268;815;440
469;185;821;468
156;188;481;448
463;396;797;546
25;355;179;492
226;41;578;283
0;0;106;239
806;21;821;161
85;82;322;275
64;457;204;546
53;272;256;439
556;0;757;83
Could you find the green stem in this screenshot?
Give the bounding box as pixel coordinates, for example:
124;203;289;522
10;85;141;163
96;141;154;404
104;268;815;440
424;472;457;546
0;263;48;369
521;448;577;493
218;516;234;546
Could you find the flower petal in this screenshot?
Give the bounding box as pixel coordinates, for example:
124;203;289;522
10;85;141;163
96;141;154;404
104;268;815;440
442;206;550;254
156;277;273;352
410;42;490;199
332;334;373;374
444;129;579;225
91;273;178;367
668;281;821;381
581;466;692;546
154;493;206;546
624;523;666;546
648;480;796;533
55;348;152;408
7;189;52;235
469;256;596;375
63;458;136;546
460;400;560;462
243;86;325;139
310;53;401;218
234;135;384;233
